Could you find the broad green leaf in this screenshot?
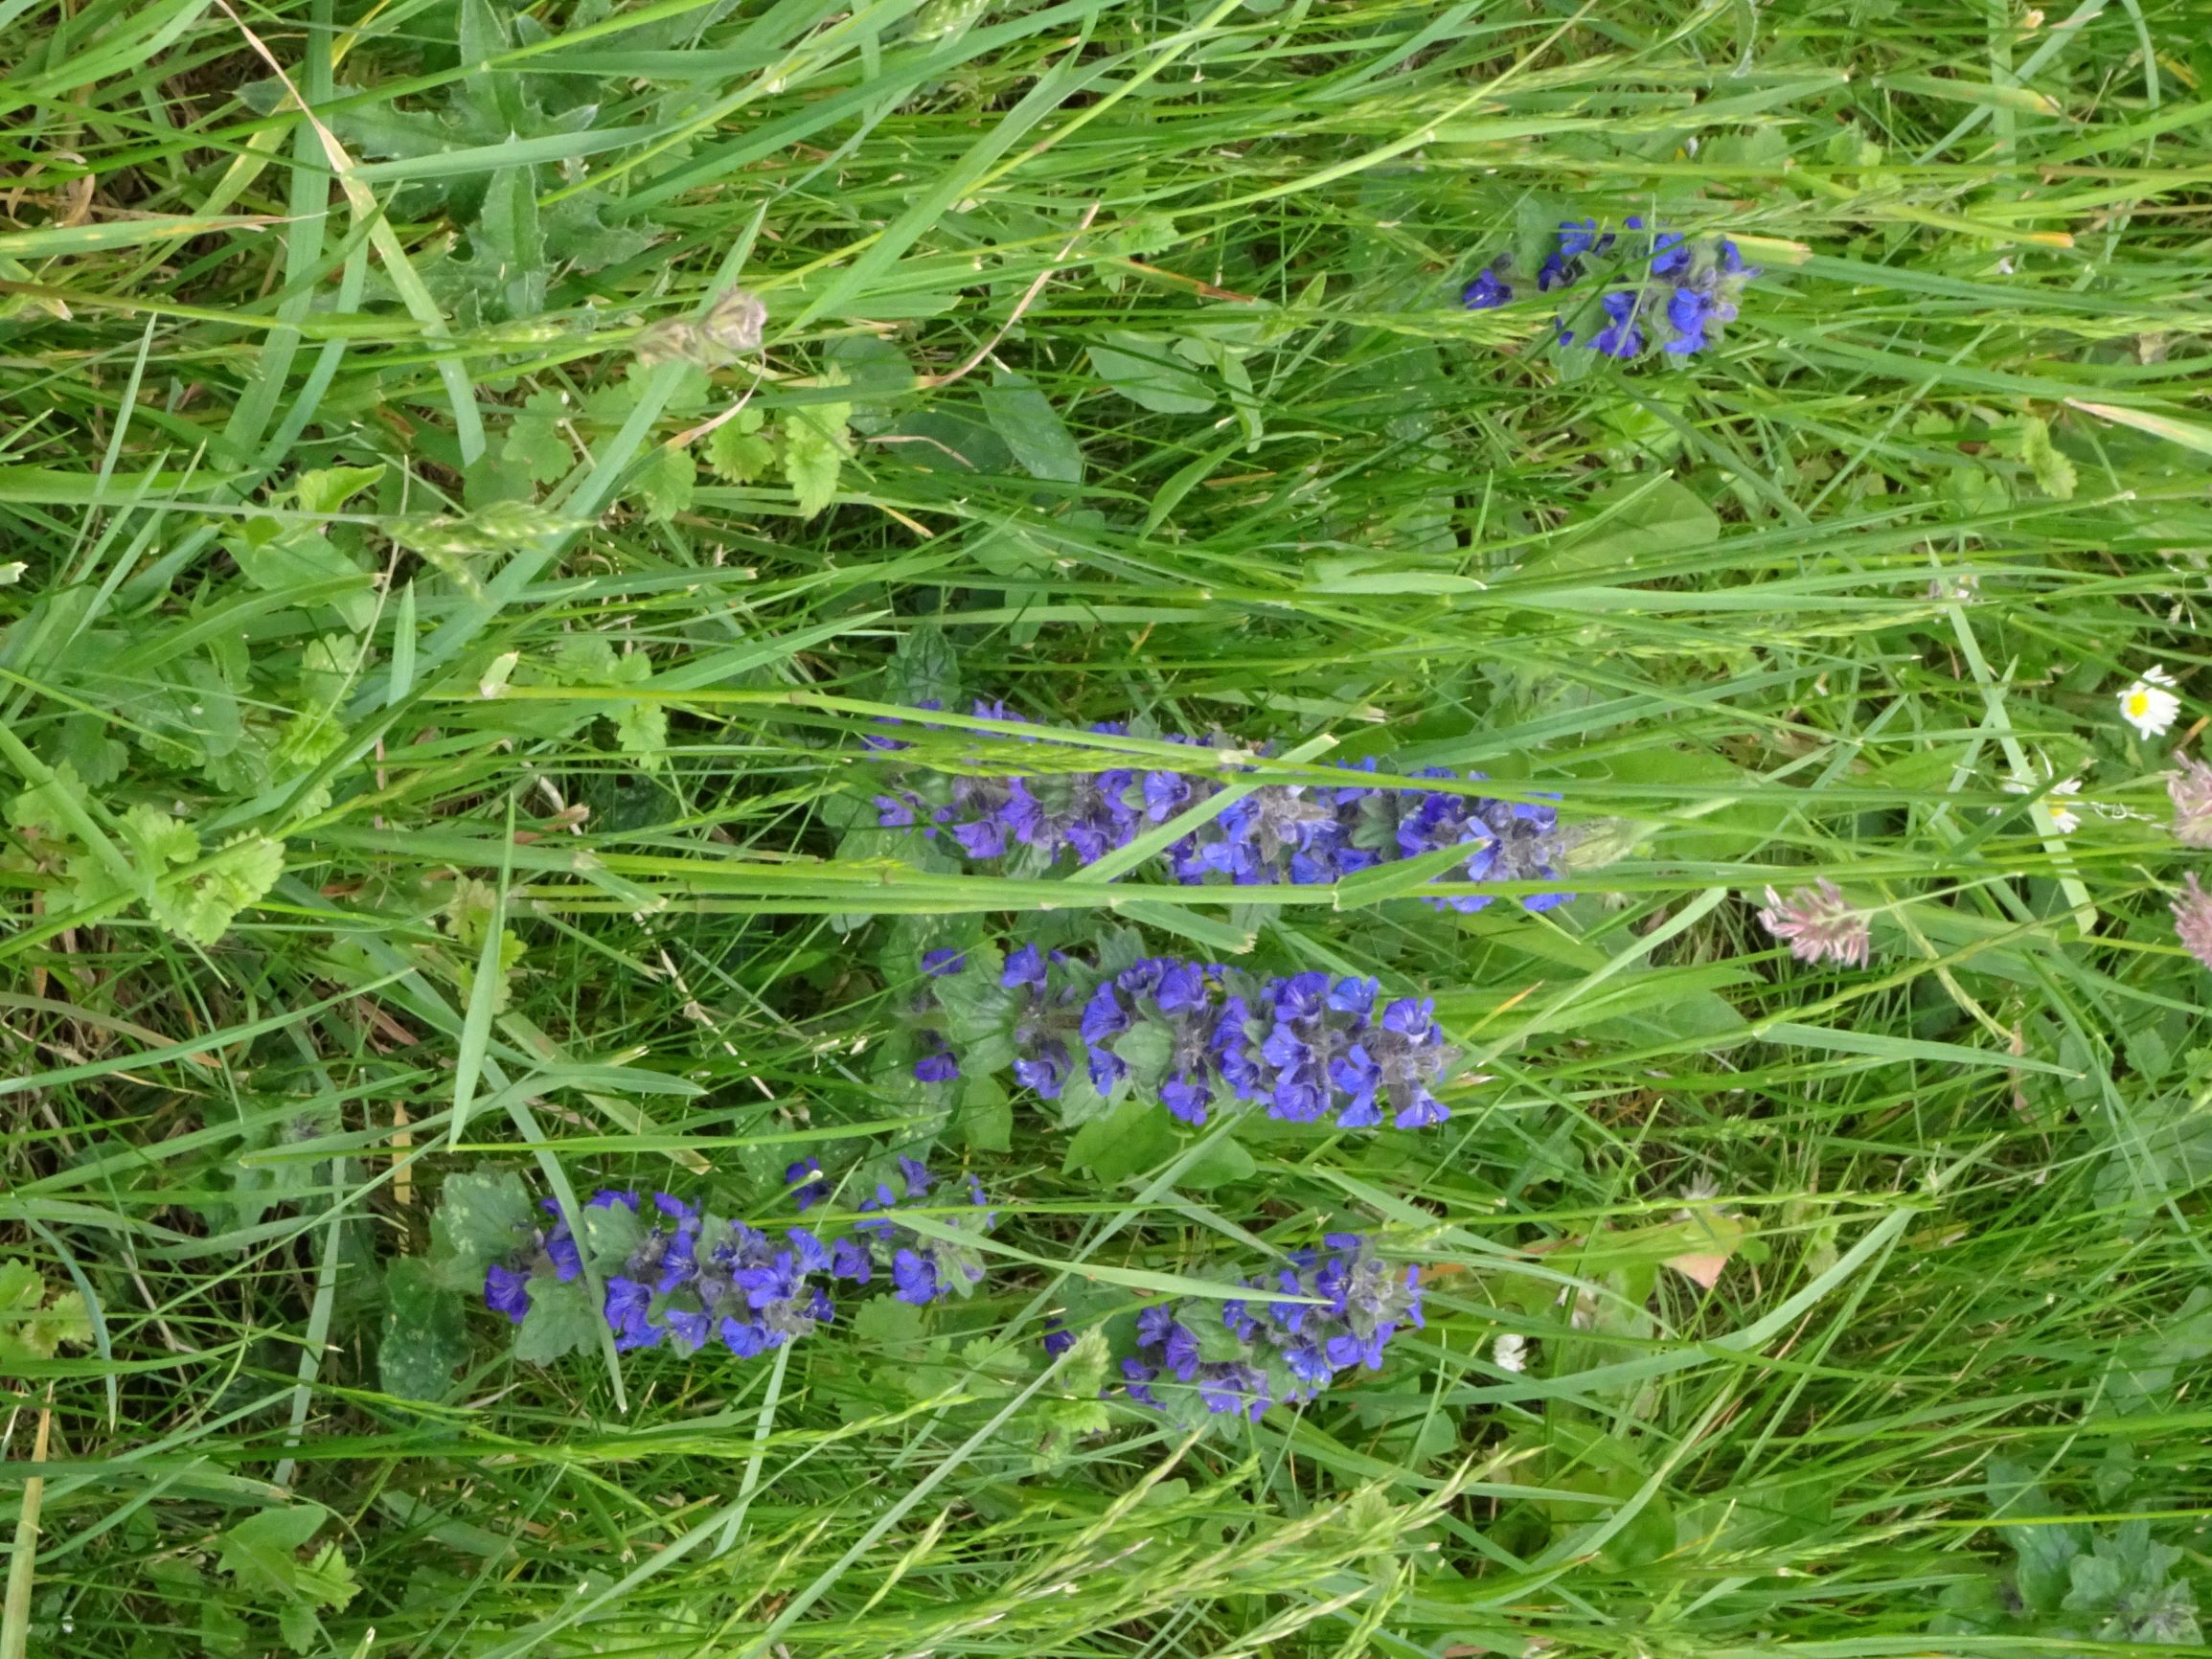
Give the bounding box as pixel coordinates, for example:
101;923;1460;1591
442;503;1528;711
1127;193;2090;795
888;621;960;709
1174;1131;1254;1191
503;390;576;486
217;1504;331;1598
226;523;376;631
475;166;546;320
983;370;1084;484
2011;415;2078;500
1054;1058;1111;1129
0;1259;92;1364
5;761;83;839
278;1601;321;1655
2101;1285;2212;1417
783;385;854;519
150;831;285;945
380;1258;470;1402
1064;1097;1175;1184
852;1293;927;1352
293;465;385;516
934;946;1014;1043
1989;1455;2084;1614
295;1541;358;1614
1544;474;1719;577
513;1275;600;1364
955;1071;1013;1152
1088;332;1215;414
430;1170;534;1286
1110;1019;1174;1090
630;445;696;522
580;1198;647;1272
706;405;773;483
609;650;667;763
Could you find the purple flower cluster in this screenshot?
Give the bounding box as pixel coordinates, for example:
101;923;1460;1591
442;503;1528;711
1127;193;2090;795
593;1190;836;1358
483;1196;583;1321
832;1156;996;1307
928;946;1458;1131
480;1159;995;1356
1122;1235;1425;1420
873;706;1573;913
1463;216;1759;359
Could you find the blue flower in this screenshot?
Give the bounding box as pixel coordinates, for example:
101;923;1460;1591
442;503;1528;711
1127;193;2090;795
1042;1317;1075;1357
790;1228;831;1275
1665;284;1716;353
1392;1089;1450;1130
604;1276;658;1350
1462;267;1513;309
1087;1043;1128;1092
485;1262;532;1324
914;1044;959;1083
1381;996;1434;1038
1081;981;1128;1046
720;1316;770;1358
1162;1070;1213;1125
1283;1341;1334;1388
1270;970;1330;1024
1197;1362;1270;1420
1123;1356;1161;1406
831;1237;873;1283
786;1159;830;1211
952;817;1008;858
1161;1319;1201;1379
1558;217;1611;260
1155;961;1208;1012
876;794;916;829
663;1306;710;1352
733;1248;800;1312
1588;289;1646;357
1222;1298;1260;1342
1327;976;1377;1016
1330;1044;1384;1128
922;947;966;977
1002;943;1048;991
1013;1049;1067;1098
1143;770;1193;820
892;1247;942;1306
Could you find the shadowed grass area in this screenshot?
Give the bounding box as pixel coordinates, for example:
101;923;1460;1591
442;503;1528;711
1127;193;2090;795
1;0;2209;1653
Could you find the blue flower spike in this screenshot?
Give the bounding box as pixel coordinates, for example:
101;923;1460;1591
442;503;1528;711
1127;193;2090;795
918;948;1468;1133
875;716;1575;911
1117;1237;1424;1421
1462;216;1758;362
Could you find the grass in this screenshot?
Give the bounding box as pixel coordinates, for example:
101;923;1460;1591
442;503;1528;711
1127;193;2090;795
2;0;2211;1653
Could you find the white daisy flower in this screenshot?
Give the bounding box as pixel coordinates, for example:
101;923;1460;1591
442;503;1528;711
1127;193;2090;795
2119;666;2182;739
2001;765;2083;833
1492;1332;1527;1374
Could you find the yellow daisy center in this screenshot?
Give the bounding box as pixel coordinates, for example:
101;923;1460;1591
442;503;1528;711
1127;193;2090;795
2127;691;2151;717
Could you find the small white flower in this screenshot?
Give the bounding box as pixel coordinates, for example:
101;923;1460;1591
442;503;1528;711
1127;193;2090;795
2119;665;2182;739
2044;778;2083;833
2000;765;2083;833
1493;1332;1527;1374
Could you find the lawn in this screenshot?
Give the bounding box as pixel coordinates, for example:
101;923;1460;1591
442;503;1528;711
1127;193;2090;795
2;0;2210;1654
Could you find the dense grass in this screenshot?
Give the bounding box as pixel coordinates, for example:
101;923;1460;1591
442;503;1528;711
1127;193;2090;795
3;0;2210;1653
